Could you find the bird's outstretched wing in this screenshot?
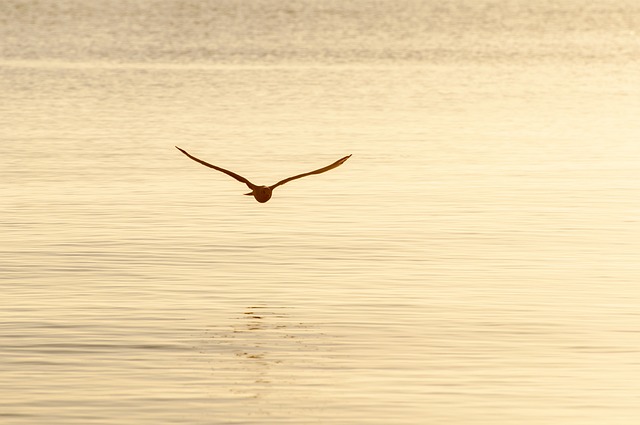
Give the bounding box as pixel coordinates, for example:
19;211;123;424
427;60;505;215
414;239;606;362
270;154;352;190
175;146;256;189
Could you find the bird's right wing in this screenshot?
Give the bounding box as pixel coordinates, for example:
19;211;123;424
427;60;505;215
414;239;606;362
175;146;256;189
270;154;352;190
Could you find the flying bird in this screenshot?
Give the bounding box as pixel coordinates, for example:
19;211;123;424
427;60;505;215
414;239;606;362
176;146;351;203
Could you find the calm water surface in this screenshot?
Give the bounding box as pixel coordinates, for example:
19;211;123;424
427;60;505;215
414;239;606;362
2;1;640;424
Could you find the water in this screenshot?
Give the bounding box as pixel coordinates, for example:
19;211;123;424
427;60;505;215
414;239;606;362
2;0;640;423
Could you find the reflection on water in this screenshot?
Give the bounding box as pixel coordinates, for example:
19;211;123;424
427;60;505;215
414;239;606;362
201;307;320;405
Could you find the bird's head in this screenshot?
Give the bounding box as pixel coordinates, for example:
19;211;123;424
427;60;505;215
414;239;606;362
245;186;273;203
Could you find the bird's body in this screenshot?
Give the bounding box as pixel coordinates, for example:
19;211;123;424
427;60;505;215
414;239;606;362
248;185;273;203
176;146;351;203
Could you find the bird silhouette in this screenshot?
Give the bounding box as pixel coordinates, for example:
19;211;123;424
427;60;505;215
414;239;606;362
176;146;351;203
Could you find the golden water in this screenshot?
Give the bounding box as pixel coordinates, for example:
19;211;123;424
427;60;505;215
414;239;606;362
2;1;640;423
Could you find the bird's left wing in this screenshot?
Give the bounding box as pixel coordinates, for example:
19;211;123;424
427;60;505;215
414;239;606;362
270;154;352;190
175;146;256;189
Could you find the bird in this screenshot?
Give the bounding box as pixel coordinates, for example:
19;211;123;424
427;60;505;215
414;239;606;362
175;146;351;203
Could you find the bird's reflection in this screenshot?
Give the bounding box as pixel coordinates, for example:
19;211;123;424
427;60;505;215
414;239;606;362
197;304;333;420
201;305;310;404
